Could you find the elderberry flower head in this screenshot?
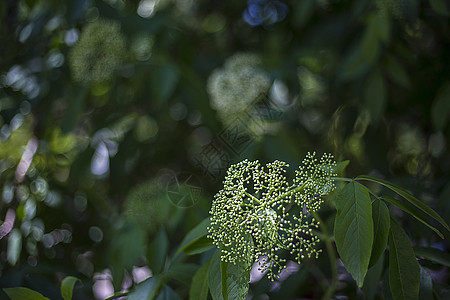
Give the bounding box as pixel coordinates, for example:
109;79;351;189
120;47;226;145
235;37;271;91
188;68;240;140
208;152;336;281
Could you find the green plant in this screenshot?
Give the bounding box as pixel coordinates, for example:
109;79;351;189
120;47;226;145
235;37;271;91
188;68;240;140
4;153;449;300
184;153;449;300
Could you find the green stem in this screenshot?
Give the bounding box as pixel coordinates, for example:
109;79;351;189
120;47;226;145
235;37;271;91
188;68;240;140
333;177;353;182
245;191;261;205
311;211;337;300
266;181;309;207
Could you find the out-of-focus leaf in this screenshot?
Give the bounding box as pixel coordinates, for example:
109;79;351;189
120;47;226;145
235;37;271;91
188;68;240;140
7;228;21;266
384;56;411;88
339;13;383;82
151;64;179;105
175;217;210;256
364;69;386;122
128;276;162;300
369;198;390;268
184;235;214;255
61;276;81;300
356;175;450;231
3;287;49;300
419;266;433;300
165;263;199;286
60;86;88;133
381;196;444;239
389;218;420;300
147;228;169;274
189;259;211;300
334;182;373;287
430;0;450;16
434;282;450;300
109;220;147;288
292;0;315;28
414;246;450;267
333;160;350;176
431;82;450;130
155;285;183;300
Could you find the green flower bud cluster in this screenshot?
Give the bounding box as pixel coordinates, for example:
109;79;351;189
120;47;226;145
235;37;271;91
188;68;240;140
208;153;336;280
206;53;272;126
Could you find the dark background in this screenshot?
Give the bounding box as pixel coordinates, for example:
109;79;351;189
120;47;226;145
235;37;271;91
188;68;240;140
0;0;449;299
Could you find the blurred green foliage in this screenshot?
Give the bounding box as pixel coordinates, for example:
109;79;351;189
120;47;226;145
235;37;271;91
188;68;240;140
0;0;449;299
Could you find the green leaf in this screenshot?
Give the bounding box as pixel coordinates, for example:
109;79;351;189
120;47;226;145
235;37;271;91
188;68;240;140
419;266;433;300
381;196;444;239
175;217;211;256
369;199;390;268
364;68;386;122
151;64;179;105
332;160;350;176
431;82;450;130
155;285;183;300
414;247;450;267
61;276;81;300
384;56;411;88
165;263;199;286
220;257;251;300
147;228;169;274
208;250;224;300
430;0;450;16
3;287;49;300
128;276;162;300
208;249;251;300
189;259;211;300
389;218;420;300
362;253;384;300
334;182;373;287
355;175;450;231
184;235;214;255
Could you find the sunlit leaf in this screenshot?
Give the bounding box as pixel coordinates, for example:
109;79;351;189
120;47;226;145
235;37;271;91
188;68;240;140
3;287;49;300
61;276;81;300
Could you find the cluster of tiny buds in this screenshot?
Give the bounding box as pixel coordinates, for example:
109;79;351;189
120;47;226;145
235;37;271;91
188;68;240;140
208;153;337;280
